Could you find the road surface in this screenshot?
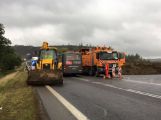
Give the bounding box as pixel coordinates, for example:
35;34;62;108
36;75;161;120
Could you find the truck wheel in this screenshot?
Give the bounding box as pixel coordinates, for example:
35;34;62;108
89;70;94;76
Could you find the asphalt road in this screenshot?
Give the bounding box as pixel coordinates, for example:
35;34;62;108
36;75;161;120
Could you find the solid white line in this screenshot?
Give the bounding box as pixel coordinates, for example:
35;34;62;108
73;77;90;82
46;85;89;120
92;82;127;91
123;79;161;86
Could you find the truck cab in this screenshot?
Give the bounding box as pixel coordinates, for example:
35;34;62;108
96;51;119;75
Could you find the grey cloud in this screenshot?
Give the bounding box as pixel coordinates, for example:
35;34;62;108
0;0;161;57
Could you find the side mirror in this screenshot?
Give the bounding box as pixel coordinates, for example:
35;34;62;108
96;53;99;59
118;53;121;59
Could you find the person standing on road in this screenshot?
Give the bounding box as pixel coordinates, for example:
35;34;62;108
118;65;122;80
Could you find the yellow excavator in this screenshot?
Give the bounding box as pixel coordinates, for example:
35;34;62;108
27;42;63;85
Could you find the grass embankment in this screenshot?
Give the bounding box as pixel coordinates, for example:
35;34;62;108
0;69;16;78
122;54;161;75
0;68;39;120
123;61;161;75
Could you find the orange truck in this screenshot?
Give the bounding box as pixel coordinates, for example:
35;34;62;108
79;47;125;77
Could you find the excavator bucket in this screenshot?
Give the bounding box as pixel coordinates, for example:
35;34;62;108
27;70;63;85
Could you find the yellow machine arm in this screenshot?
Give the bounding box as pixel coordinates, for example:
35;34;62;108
41;42;49;49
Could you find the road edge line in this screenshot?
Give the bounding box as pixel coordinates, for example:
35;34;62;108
46;85;89;120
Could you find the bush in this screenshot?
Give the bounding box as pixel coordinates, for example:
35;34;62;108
1;53;22;70
0;23;22;71
123;53;161;75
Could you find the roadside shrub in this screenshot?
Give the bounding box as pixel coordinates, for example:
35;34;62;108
1;53;22;70
0;23;22;71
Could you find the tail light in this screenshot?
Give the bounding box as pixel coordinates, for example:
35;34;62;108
66;61;72;65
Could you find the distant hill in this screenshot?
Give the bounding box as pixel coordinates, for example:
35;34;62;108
12;45;39;58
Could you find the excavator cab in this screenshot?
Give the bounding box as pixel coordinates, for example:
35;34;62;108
27;42;63;85
37;49;57;70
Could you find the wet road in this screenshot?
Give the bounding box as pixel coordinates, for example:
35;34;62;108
36;75;161;120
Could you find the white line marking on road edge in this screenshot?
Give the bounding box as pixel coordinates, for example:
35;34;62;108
46;85;89;120
123;79;161;86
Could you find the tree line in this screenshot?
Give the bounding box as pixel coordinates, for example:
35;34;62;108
0;24;21;71
123;54;161;75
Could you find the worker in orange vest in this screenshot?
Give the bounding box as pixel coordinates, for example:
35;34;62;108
112;66;116;78
118;65;122;80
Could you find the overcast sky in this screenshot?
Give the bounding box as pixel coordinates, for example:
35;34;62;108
0;0;161;58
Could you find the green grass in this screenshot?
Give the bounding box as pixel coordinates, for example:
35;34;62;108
0;69;16;78
0;73;4;78
0;68;39;120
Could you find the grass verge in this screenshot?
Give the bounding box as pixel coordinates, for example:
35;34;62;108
0;68;40;120
0;69;16;78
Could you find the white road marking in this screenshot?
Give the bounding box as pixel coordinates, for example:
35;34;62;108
75;78;161;100
92;82;126;90
123;79;161;86
92;81;161;99
126;89;161;99
73;77;90;82
46;85;89;120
